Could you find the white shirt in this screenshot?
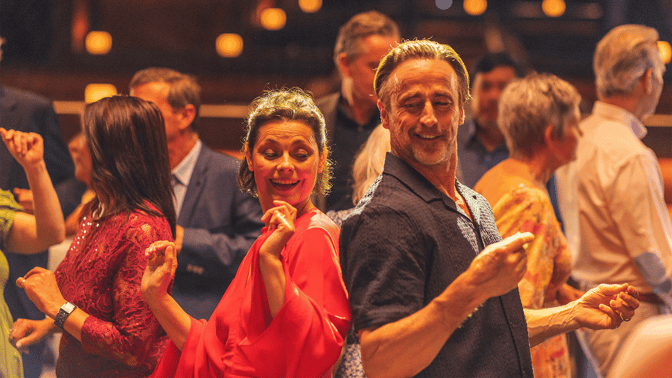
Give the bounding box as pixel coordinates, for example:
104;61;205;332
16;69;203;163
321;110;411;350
171;139;202;218
556;101;672;291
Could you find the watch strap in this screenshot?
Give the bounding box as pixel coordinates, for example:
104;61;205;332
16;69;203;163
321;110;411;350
54;302;77;329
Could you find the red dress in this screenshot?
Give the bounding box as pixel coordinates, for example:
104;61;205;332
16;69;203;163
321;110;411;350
55;208;173;377
152;209;351;378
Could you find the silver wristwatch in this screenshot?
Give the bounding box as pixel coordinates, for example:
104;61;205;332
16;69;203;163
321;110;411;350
54;301;77;329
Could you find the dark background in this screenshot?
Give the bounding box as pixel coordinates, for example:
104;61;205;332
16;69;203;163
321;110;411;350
2;0;671;152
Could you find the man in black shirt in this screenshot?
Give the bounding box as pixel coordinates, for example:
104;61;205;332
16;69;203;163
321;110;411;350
340;39;640;377
317;11;399;211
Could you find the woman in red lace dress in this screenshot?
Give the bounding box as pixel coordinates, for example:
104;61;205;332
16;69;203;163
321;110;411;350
9;96;176;377
142;88;351;378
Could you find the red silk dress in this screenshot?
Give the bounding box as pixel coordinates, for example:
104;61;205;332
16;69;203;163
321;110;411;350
152;208;351;378
55;208;173;377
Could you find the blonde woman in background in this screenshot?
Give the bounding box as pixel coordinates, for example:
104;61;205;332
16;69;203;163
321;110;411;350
475;73;585;377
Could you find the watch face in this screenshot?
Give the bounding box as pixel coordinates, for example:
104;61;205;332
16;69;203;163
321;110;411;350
62;302;76;313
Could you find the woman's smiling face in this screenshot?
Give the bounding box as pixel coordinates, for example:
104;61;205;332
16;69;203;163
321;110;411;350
245;119;325;213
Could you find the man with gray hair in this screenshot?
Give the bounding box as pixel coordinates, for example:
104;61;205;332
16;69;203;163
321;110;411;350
317;11;399;211
556;24;672;377
130;68;263;320
340;39;640;377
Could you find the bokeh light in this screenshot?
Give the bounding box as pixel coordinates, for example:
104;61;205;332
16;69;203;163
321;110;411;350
658;40;672;65
542;0;566;18
84;84;117;103
463;0;487;16
260;8;286;30
216;33;244;58
299;0;322;13
85;31;112;55
435;0;453;11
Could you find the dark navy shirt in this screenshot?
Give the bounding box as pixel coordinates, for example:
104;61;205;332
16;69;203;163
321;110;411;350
456;118;510;188
340;153;533;377
326;97;380;211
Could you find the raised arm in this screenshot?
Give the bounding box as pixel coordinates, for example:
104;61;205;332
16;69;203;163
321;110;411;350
142;240;191;350
358;232;533;378
1;128;65;253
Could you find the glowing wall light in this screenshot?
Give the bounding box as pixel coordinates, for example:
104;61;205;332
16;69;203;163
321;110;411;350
463;0;487;16
216;33;244;58
85;31;112;55
542;0;566;18
260;8;286;30
85;84;117;103
658;41;672;65
299;0;322;13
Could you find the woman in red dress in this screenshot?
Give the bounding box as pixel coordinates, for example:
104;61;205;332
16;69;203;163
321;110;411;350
142;88;351;377
10;95;176;377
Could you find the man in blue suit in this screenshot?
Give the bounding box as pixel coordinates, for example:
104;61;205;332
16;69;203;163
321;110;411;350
130;68;263;320
1;37;85;378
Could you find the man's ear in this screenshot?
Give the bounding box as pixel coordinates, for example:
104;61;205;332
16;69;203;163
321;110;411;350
244;144;253;172
337;53;351;78
642;68;654;94
379;100;391;130
544;124;558;148
178;104;197;131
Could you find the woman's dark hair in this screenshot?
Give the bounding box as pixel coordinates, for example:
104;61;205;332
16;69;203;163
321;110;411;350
237;88;332;197
82;95;176;236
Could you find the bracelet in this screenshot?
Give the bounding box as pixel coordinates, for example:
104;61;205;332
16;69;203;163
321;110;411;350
54;302;77;329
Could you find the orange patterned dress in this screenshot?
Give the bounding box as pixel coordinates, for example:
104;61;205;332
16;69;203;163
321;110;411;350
491;185;573;378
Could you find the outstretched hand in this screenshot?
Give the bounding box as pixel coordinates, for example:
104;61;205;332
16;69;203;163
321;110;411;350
0;128;45;169
466;232;534;300
141;240;177;304
572;283;640;330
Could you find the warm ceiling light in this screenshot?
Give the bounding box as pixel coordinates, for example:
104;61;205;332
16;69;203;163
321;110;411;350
260;8;286;30
463;0;487;16
542;0;566;17
658;40;672;65
85;31;112;55
84;84;117;103
216;33;244;58
299;0;322;13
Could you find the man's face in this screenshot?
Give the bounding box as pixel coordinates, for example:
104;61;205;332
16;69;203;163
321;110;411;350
130;81;182;142
381;58;465;170
470;66;517;130
341;34;398;108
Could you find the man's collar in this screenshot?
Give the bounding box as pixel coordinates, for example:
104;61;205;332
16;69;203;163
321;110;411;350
172;139;202;185
336;94;380;130
592;101;647;139
383;153;459;212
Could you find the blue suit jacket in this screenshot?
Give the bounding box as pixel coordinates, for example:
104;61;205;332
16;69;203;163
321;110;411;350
172;144;263;319
0;85;85;323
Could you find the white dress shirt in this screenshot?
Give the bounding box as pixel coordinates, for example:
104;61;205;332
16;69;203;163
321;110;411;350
556;101;672;291
171;139;202;218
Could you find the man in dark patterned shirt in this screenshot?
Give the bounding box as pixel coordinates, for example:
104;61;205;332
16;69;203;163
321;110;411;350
340;39;641;377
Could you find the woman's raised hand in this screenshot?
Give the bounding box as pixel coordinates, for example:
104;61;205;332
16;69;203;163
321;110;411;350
141;240;177;303
260;200;297;258
0;128;44;169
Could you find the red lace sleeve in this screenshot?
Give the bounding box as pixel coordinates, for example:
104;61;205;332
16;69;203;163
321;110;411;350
79;212;172;374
